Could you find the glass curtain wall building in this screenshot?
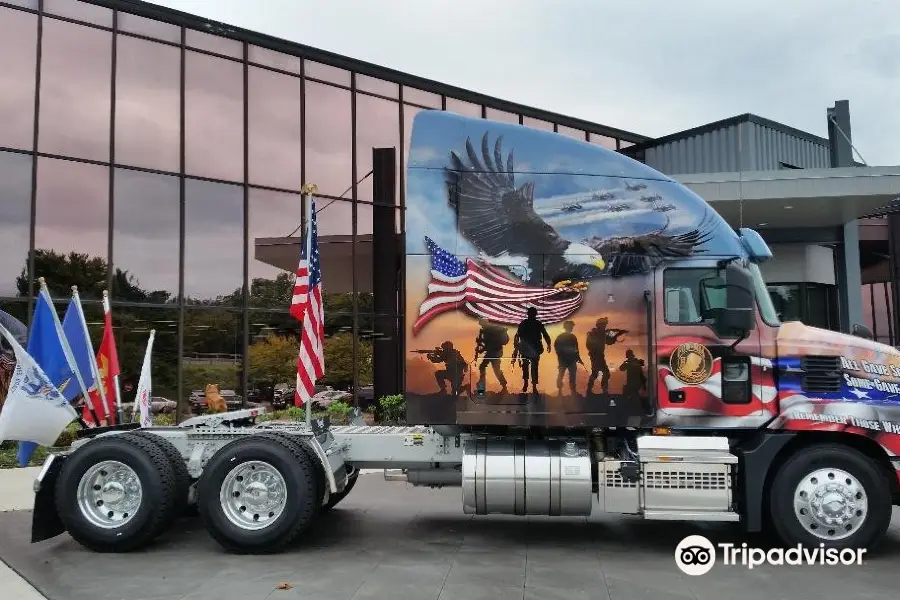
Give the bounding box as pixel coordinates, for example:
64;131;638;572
0;0;645;415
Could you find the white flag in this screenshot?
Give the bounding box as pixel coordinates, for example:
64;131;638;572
134;330;155;428
0;324;78;445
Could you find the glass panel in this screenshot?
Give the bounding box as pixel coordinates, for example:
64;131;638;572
557;125;585;140
185;51;244;182
805;284;831;330
589;132;617;150
111;306;179;418
305;60;350;86
356;75;398;99
445;97;481;117
402;87;440;108
485;107;519;124
0;8;37;150
767;284;802;323
0;152;32;297
248;66;302;190
112;169;179;303
185;28;242;59
43;0;112;27
38;19;111;161
33;157;109;299
403;104;421;166
663;268;724;324
304;81;351;196
182;309;243;414
522;116;553;131
247;310;300;407
115;36;180;172
619;140;635;149
355;202;373;309
315;198;353;300
248;45;302;74
117;11;181;44
248;188;303;309
2;0;38;9
355;94;399;202
184;179;244;305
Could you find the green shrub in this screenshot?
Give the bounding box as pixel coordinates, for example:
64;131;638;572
378;394;405;424
326;401;351;424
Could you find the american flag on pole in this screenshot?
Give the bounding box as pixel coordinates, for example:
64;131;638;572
290;196;325;407
412;237;586;335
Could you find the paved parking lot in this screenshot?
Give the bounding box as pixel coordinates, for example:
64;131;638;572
2;473;899;600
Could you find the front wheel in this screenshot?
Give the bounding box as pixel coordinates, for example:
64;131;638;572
768;444;892;551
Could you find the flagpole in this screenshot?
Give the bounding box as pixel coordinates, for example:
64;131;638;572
300;184;317;428
102;291;125;423
71;286;111;425
38;278;101;426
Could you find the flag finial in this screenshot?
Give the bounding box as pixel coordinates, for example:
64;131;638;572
301;183;318;195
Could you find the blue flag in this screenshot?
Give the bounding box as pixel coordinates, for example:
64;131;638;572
61;298;97;399
17;292;79;467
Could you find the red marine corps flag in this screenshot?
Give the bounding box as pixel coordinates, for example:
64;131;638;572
290;189;325;407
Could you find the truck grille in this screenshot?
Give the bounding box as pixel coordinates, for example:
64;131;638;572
801;356;842;393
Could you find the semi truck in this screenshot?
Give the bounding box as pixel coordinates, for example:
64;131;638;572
29;111;900;555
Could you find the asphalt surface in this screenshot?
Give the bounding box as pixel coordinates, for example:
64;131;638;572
2;473;900;600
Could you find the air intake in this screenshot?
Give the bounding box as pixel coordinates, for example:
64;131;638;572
801;356;842;393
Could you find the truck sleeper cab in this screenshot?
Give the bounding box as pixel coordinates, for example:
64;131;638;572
28;111;900;556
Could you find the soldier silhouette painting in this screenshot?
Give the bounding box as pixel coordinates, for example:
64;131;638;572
619;349;648;413
426;341;468;396
554;320;583;397
513;307;551;394
475;319;509;395
585;317;627;395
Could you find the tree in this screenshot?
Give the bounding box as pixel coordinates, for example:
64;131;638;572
248;335;297;386
322;333;372;389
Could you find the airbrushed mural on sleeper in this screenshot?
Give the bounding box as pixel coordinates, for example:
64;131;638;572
403;110;742;427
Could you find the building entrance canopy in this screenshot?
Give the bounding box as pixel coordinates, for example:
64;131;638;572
676;166;900;229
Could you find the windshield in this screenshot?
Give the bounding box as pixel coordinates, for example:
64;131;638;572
749;263;780;326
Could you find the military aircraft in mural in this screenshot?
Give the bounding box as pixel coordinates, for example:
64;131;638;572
444;132;718;284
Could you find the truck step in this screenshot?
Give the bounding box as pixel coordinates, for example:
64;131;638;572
330;425;432;435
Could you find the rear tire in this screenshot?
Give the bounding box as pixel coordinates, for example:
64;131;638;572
197;435;318;554
129;430;192;518
251;431;327;512
55;434;178;552
768;444;892;551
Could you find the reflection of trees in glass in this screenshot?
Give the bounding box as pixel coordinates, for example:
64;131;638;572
18;248;175;303
767;284;801;322
18;249;378;402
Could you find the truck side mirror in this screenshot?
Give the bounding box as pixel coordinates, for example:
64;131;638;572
717;307;756;333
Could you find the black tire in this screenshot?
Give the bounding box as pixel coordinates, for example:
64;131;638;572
323;466;359;511
251;431;327;513
54;434;178;552
129;430;193;518
196;435;318;554
768;444;892;551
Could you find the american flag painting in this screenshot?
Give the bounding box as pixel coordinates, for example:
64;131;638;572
291;197;325;407
412;237;586;335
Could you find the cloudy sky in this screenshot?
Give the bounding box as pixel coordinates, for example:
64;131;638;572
146;0;900;166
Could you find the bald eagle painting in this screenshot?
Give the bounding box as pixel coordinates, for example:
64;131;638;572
444;133;715;286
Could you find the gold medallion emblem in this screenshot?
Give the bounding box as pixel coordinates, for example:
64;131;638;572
670;342;714;385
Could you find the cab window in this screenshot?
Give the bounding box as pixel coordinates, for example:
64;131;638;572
663;268;726;325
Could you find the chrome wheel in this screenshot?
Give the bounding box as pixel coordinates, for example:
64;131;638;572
793;467;868;541
219;460;288;531
76;460;143;529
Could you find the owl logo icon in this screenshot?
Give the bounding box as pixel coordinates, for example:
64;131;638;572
671;343;714;385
